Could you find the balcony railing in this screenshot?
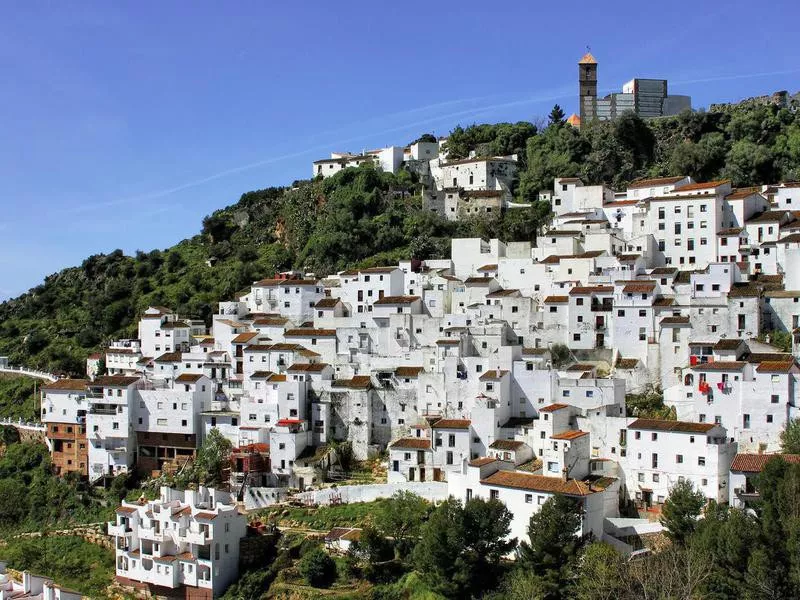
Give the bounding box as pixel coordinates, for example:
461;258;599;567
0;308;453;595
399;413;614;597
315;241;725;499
590;304;613;312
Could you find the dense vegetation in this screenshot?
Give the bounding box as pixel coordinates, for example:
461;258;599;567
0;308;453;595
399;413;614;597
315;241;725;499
0;536;115;598
1;101;799;375
228;459;800;599
0;375;38;421
0;439;145;537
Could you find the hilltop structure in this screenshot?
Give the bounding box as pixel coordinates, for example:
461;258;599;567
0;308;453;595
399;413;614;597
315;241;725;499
575;52;691;126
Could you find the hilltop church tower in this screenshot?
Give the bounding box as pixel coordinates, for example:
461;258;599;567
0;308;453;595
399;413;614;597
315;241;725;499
578;51;598;125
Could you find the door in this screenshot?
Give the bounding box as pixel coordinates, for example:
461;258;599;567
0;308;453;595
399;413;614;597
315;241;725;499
298;477;305;491
596;333;604;348
642;490;652;508
419;467;426;481
408;467;415;482
392;460;399;473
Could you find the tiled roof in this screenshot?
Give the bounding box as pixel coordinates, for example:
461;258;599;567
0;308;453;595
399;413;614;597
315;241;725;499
284;328;336;337
194;512;218;521
253;317;289;326
477;264;498;271
569;286;613;295
727;285;761;298
464;277;494;285
389;437;431;450
539;403;569;413
360;266;399;273
565;363;594;372
628;176;686;189
748;210;790;223
717;227;744;235
469;457;498;467
713;339;744;350
287;363;329;373
92;376;140;387
543;295;569;304
154;351;182;362
622;281;656;293
174;374;205;383
436;339;460;345
480;470;595;496
691;361;747;372
395;366;424;377
672;179;729;192
578;52;597;64
373;295;421;305
485;289;520;298
479;369;508;381
231;332;259;343
315;297;340;308
628;418;715;433
432;418;471;429
730;453;800;473
489;440;526;450
615;358;639;369
726;188;761;200
522;347;549;356
756;361;795;373
43;379;88;391
660;316;690;325
551;430;589;440
331;375;372;390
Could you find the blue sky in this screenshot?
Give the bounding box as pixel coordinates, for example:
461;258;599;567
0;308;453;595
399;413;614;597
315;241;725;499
1;1;799;300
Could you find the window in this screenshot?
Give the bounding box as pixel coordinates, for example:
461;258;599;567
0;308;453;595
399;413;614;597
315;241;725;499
638;472;644;482
618;309;625;317
639;309;646;317
767;415;774;423
653;473;660;482
676;454;683;463
698;457;706;466
634;431;641;440
490;489;499;500
525;494;533;504
772;395;780;404
446;451;454;465
573;333;581;342
652;453;658;468
743;414;751;429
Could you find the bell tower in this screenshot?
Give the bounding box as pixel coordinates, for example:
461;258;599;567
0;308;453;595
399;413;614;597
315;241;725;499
578;51;598;125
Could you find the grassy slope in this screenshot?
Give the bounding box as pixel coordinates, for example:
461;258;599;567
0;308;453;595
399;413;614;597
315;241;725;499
0;536;115;598
0;375;39;421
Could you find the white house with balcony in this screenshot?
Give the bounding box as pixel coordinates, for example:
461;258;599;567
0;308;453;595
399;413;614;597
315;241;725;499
109;486;246;599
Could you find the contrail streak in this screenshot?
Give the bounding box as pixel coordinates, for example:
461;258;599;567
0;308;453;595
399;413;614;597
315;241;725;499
33;68;800;217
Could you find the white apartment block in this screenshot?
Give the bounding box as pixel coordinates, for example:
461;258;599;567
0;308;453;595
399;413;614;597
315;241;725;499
109;486;246;599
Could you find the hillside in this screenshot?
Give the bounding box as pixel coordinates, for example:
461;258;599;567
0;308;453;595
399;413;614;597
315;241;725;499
1;101;799;374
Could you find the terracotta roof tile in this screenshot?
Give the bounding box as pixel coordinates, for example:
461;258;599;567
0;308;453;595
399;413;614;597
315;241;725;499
395;366;424;377
480;470;595;496
691;361;747;372
489;439;527;450
628;418;715;433
730;453;800;473
43;379;88;391
373;295;421;305
539;403;569;413
628;176;686;189
389;437;432;450
756;360;796;373
551;430;589;440
432;419;471;430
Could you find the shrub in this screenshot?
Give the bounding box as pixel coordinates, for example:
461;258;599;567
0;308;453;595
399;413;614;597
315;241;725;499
298;547;337;588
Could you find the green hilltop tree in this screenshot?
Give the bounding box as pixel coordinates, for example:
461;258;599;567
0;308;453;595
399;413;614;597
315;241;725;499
660;479;705;545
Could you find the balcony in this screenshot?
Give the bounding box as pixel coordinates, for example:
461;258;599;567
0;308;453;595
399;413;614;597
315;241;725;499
138;526;165;543
735;488;760;503
108;523;133;537
182;529;207;545
90;407;119;416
